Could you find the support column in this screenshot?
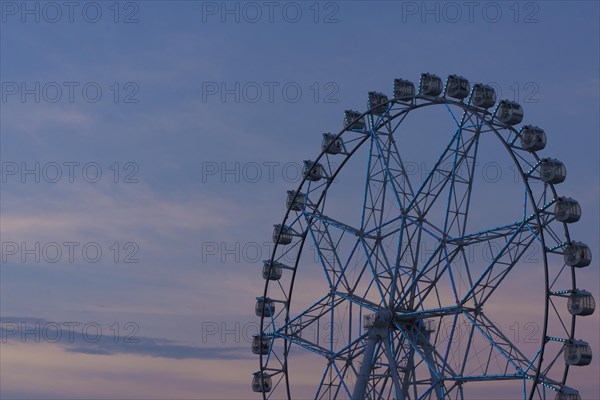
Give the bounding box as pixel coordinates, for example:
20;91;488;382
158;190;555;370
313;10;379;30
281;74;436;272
352;333;378;400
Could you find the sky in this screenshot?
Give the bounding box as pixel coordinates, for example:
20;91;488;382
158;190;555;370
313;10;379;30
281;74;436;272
0;1;599;399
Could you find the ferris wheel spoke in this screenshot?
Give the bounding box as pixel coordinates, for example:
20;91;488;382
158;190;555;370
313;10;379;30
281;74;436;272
459;312;566;394
359;130;415;238
304;214;354;290
405;128;460;216
441;129;481;237
370;127;418;212
360;136;382;232
305;210;368;238
460;225;538;306
362;214;446;306
396;320;454;378
382;222;417;306
462;311;537;377
362;238;403;295
393;321;447;399
274;294;372;363
358;129;423;308
448;220;532;247
393;220;435;307
445;374;527;383
405;244;465;310
419;130;481;227
395;242;445;308
444;103;463;128
358;238;395;307
405;111;480;222
274;294;338;346
274;332;336;361
315;359;354;399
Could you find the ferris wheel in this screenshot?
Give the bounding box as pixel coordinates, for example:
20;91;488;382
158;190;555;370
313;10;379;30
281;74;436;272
251;73;594;400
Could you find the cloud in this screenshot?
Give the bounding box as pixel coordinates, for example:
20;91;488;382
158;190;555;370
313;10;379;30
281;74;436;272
1;102;95;138
0;340;257;399
0;316;251;361
1;183;240;246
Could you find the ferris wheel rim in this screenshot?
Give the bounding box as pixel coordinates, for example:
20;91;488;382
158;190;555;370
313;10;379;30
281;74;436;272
257;93;579;400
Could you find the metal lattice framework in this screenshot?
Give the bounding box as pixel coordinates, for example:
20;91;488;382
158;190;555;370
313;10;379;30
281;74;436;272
252;73;594;400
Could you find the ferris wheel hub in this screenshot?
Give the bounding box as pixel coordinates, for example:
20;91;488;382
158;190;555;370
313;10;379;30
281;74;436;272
363;310;393;329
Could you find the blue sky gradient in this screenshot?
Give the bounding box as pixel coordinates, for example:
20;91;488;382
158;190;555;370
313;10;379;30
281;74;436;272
1;1;599;398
